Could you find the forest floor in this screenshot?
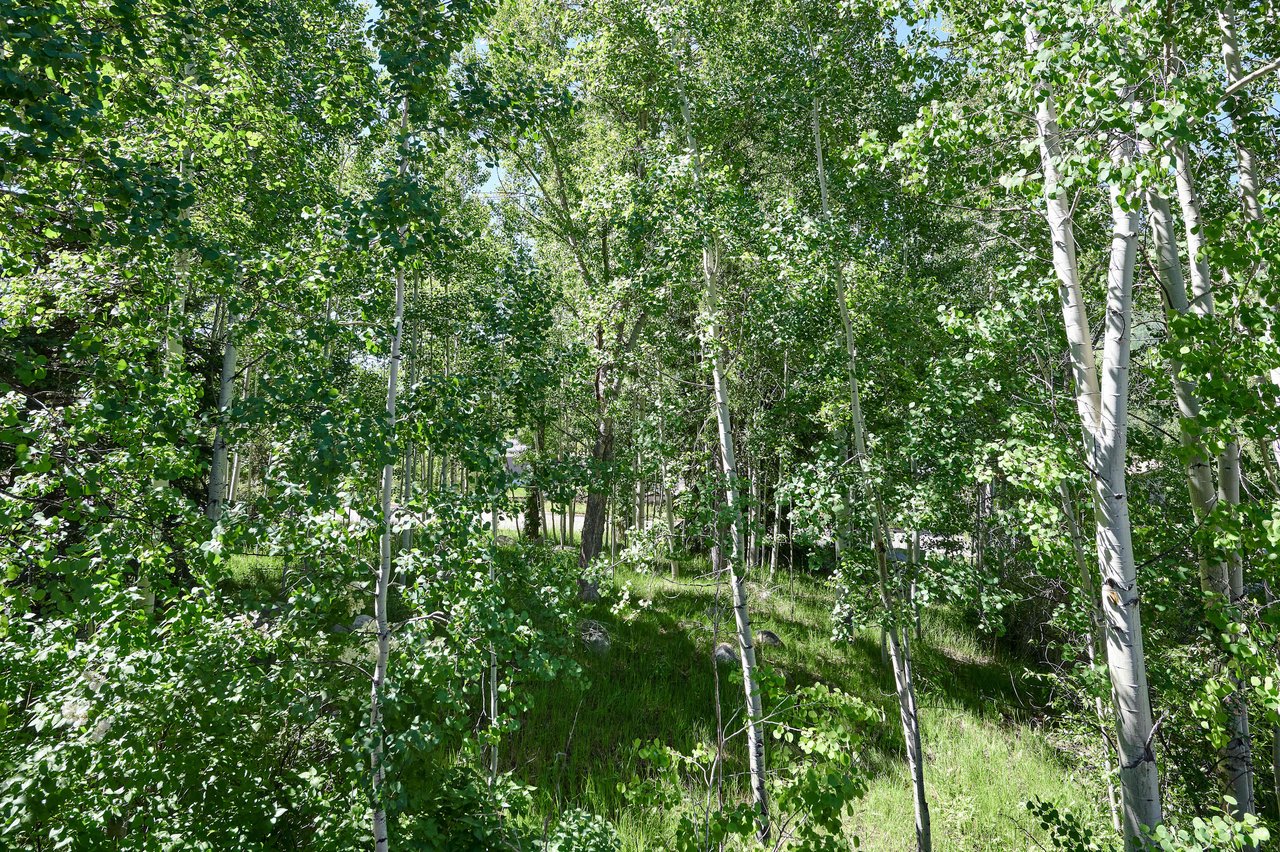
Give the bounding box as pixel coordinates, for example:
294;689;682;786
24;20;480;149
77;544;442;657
506;556;1108;851
225;549;1106;849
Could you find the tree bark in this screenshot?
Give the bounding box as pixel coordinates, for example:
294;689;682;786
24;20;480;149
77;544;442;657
1144;177;1225;596
678;70;771;845
813;94;930;850
1028;32;1162;845
489;495;500;785
579;417;614;565
769;468;782;579
1096;138;1161;852
401;310;418;556
1219;3;1280;478
1149;134;1256;821
1060;482;1123;833
635;449;645;532
569;490;577;544
370;97;409;852
206;311;239;523
227;452;241;504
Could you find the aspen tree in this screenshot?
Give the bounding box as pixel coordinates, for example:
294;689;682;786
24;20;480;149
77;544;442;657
674;53;772;843
812;94;930;851
369;97;410;852
1026;26;1161;845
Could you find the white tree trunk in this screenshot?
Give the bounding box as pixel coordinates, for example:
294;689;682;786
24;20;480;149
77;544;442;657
206;311;239;523
813;95;930;851
401;312;418;555
1220;3;1280;479
1028;32;1162;845
370;97;409;852
636;449;645;532
1155;136;1257;821
678;74;771;845
1097;133;1162;852
1143;177;1225;596
1219;5;1263;226
769;470;782;579
227;452;241;503
1060;482;1122;832
489;495;500;785
1217;441;1255;823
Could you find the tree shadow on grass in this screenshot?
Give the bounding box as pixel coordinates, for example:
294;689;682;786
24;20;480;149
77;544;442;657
504;567;1056;836
504;599;752;821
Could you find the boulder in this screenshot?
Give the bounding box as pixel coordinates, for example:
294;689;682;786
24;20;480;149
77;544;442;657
352;614;375;632
580;620;611;656
714;642;739;666
757;629;783;648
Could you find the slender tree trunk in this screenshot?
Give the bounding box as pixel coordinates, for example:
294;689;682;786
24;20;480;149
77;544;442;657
541;451;550;541
769;469;782;579
1028;34;1162;845
227;452;241;503
1267;580;1280;816
658;397;676;552
1220;3;1280;478
910;528;923;643
1144;178;1226;596
526;422;544;540
1096;138;1162;851
370;97;409;852
1151;136;1256;821
664;477;675;551
1219;5;1263;229
524;487;541;540
975;483;987;623
812;94;930;849
609;481;618;565
579;316;646;567
401;312;418;556
569;492;577;544
489;495;500;785
678;71;771;845
1218;441;1255;823
635;449;645;532
206;310;239;523
748;469;761;570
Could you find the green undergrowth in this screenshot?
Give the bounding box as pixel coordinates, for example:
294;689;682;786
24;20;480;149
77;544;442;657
221;549;1105;849
506;558;1106;850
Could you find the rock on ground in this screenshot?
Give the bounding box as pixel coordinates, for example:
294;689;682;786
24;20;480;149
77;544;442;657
757;629;783;647
580;620;611;655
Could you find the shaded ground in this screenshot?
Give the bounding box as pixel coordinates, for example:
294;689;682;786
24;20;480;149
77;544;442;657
224;550;1107;849
506;561;1107;850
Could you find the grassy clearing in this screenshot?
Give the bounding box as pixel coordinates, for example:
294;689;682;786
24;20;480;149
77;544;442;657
507;559;1106;850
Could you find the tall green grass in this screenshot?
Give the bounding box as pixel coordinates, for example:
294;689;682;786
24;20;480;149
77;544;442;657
221;550;1105;848
508;560;1106;850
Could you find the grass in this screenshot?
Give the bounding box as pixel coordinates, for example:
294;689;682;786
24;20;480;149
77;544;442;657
221;548;1106;849
506;559;1107;850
